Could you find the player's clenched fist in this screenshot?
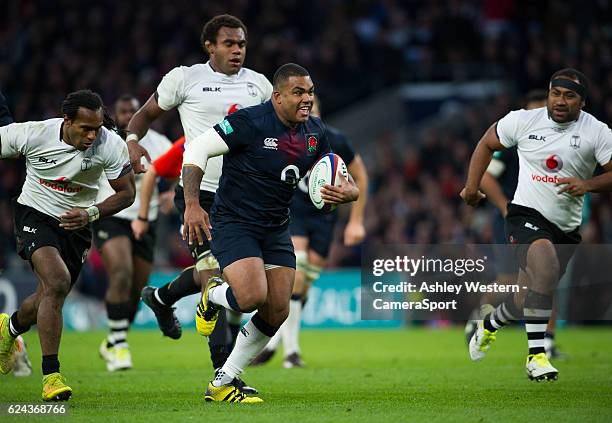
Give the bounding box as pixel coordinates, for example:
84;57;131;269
460;187;486;207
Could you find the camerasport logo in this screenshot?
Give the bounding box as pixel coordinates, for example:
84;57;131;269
542;154;563;173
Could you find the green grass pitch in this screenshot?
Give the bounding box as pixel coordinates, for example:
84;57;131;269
1;327;611;422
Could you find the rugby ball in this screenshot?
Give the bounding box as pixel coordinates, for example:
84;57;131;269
308;153;349;212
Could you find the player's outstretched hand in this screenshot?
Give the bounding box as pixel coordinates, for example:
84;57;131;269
556;177;589;196
344;220;366;246
127;139;151;174
460;187;486;207
182;204;212;245
59;208;89;230
321;173;359;205
131;219;149;240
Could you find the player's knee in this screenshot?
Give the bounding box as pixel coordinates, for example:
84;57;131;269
235;290;267;313
527;242;560;291
42;273;71;299
108;265;133;288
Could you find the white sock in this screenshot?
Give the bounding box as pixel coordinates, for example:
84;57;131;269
209;283;232;309
266;328;282;351
213;317;271;386
282;299;302;356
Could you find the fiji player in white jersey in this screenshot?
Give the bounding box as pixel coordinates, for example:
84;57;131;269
126;15;271;394
0;90;135;401
461;68;612;381
94;95;172;372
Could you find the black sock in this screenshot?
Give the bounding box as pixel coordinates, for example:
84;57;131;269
208;310;230;369
42;354;60;375
127;302;139;325
524;290;553;356
8;312;30;338
157;266;199;306
483;295;520;332
106;302;130;348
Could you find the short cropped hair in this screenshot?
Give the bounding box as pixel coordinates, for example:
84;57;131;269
273;63;310;89
200;14;247;45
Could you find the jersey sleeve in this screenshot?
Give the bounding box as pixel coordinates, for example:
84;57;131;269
594;124;612;166
496;110;524;148
331;131;356;166
156;67;185;111
0;122;30;158
261;76;273;101
153;137;185;179
104;133;132;179
212;110;254;152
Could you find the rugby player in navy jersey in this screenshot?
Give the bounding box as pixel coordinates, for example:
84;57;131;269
252;95;369;368
181;63;359;403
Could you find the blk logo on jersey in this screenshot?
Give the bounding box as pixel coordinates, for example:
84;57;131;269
23;225;37;234
38;157;57;165
529;134;546;142
542;154;563;173
203;87;221;92
570;135;581;149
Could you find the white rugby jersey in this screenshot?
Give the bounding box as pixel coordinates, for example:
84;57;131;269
0;118;130;219
156;61;272;192
497;107;612;232
96;129;172;221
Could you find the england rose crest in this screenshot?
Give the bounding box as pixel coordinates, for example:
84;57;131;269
307;136;317;153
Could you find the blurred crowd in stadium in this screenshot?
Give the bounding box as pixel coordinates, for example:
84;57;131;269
1;0;611;277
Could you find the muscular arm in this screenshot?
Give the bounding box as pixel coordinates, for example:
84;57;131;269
586;161;612;192
126;94;166;173
100;172;136;218
557;161;612;195
181;128;230;244
461;123;506;206
59;171;135;230
344;155;368;245
127;94;165;139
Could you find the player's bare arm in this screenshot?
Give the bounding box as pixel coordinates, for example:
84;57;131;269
461;123;506;207
344;155;368;245
180;128;230;245
320;172;359;205
59;171;135;230
181;164;211;245
131;166;158;240
556;161;612;196
480;171;509;216
126;94;165;173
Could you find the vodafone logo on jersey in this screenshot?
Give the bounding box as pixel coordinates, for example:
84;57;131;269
227;104;242;115
39;177;83;193
530;154;564;184
542;154;563;173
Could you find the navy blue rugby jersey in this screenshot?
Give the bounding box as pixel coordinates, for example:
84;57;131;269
212;101;331;227
291;125;356;216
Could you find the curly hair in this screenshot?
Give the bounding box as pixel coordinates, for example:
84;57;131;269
200;14;247;46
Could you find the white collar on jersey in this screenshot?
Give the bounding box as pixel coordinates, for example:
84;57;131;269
547;110;581;132
206;61;242;80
